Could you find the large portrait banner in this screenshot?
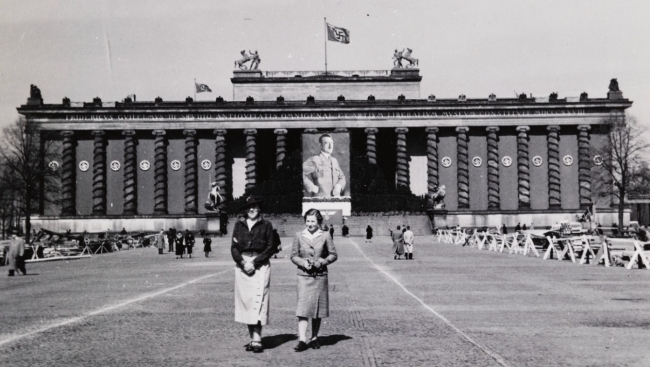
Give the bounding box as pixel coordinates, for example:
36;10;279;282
301;131;351;216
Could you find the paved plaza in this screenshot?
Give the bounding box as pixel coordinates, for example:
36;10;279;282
1;235;649;367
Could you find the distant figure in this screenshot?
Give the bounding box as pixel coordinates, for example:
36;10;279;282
366;225;373;243
168;227;177;252
323;224;330;232
185;230;195;258
156;229;165;255
597;223;604;235
201;230;212;258
403;226;414;260
390;225;405;260
522;224;527;231
530;223;535;230
120;228;127;235
329;225;335;239
515;223;521;232
342;224;349;237
175;232;185;259
272;229;282;259
7;235;26;276
501;224;508;235
220;212;229;237
612;223;619;237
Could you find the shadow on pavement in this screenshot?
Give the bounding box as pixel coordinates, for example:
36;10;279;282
318;334;353;346
262;333;298;349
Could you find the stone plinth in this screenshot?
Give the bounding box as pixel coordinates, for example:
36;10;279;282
390;68;420;78
608;91;624;100
233;70;263;78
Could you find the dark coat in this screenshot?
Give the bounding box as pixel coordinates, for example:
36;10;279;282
231;218;275;268
272;231;282;253
175;236;185;256
203;237;212;252
366;226;373;239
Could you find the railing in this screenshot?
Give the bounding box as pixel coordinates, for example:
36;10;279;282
264;70;390;78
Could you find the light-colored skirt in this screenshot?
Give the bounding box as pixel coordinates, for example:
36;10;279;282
296;274;329;319
234;255;271;325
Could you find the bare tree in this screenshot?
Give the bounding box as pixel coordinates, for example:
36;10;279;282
592;113;650;232
0;116;59;243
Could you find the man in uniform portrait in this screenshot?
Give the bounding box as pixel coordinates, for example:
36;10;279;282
303;134;347;197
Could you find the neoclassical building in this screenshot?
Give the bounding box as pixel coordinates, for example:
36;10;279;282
18;68;631;232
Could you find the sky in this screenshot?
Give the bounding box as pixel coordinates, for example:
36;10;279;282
1;0;649;196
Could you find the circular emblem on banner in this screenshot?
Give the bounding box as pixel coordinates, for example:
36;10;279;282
110;160;121;171
79;160;90;172
48;161;60;172
563;155;574;166
593;155;603;166
532;156;543;167
170;160;182;171
201;159;212;171
140;160;150;171
441;157;452;168
472;157;482;167
501;156;512;167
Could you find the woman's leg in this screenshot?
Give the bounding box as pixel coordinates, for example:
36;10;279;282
248;323;262;343
311;318;322;339
298;317;309;342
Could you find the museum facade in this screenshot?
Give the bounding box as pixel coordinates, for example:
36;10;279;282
18;68;632;232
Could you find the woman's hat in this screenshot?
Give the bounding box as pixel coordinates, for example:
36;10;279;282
240;195;264;210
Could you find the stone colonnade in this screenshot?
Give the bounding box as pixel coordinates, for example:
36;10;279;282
57;125;591;216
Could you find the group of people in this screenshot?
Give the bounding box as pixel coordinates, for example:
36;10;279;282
154;228;203;258
231;196;337;353
389;225;415;260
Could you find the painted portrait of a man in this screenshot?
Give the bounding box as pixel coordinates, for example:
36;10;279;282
302;133;347;197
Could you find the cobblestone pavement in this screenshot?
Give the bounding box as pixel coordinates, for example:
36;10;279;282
1;235;650;366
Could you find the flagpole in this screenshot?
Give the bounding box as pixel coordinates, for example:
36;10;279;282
324;17;328;75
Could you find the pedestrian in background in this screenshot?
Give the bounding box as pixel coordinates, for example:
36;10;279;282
175;232;185;259
231;196;275;353
291;208;338;352
390;225;404;260
185;229;195;258
156;229;165;255
403;226;414;260
329;225;334;239
7;235;25;276
366;225;373;243
200;230;212;258
167;228;175;252
342;224;349;237
501;224;508;235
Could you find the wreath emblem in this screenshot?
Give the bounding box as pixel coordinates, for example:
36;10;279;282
170;160;182;171
140;160;151;171
472;157;482;167
201;159;212;170
532;156;543;167
441;157;452;168
48;161;60;172
110;160;121;171
563;155;574;166
79;160;90;172
593;155;603;166
501;156;512;167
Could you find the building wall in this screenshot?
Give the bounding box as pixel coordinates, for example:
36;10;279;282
498;129;518;210
197;133;216;214
559;129;580;209
44;139;63;216
75;136;93;215
233;81;420;101
438;133;458;210
529;130;549;210
468;132;488;210
106;135;124;215
167;133;185;214
136;134;155;215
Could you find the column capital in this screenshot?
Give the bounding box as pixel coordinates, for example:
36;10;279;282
61;130;74;137
455;127;469;133
183;129;197;136
244;129;257;135
516;126;530;132
273;128;288;135
395;127;409;133
425;127;439;134
486;126;500;133
213;129;227;136
577;124;591;131
91;130;105;137
152;129;166;136
547;125;561;132
122;130;136;136
365;127;378;134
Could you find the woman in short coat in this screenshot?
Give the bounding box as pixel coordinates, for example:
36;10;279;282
290;208;338;351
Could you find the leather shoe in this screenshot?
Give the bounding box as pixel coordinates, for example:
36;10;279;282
294;341;309;352
251;342;263;353
309;338;320;349
244;342;253;351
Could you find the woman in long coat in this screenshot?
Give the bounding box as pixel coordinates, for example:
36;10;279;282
390;225;405;260
7;235;26;276
366;225;373;243
231;196;275;353
174;232;185;259
290;208;338;352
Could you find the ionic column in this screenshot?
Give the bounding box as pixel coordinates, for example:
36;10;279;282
184;130;198;214
395;128;409;189
486;127;500;209
152;130;168;215
456;127;470;209
516;126;531;209
365;128;378;165
244;129;257;193
578;125;592;208
274;129;288;169
91;130;106;215
61;131;76;216
122;130;137;215
547;125;561;209
425;127;439;201
213;129;228;208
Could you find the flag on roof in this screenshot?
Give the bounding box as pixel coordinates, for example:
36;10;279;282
327;23;350;44
195;83;212;93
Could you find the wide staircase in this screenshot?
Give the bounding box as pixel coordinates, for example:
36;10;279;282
227;214;433;237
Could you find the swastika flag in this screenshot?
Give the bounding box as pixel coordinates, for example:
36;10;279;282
327;23;350;44
195;82;212;93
